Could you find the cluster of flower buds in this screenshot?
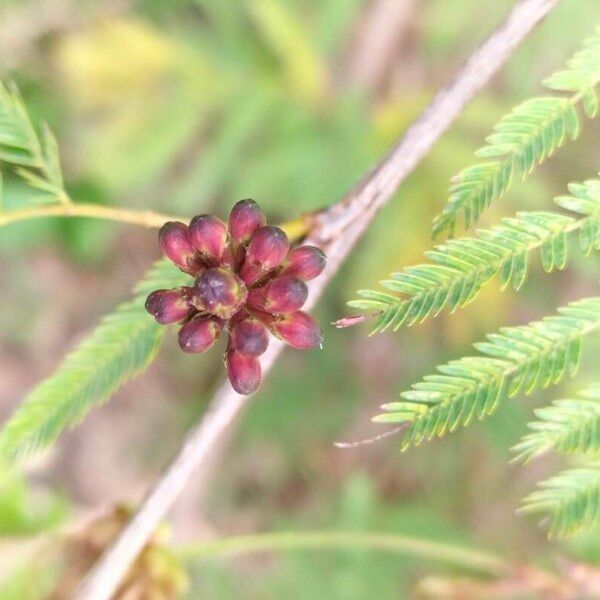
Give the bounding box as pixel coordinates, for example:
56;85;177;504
145;200;326;395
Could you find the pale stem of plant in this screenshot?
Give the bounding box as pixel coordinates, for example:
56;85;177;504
178;530;508;576
74;1;561;598
0;196;316;238
0;201;187;229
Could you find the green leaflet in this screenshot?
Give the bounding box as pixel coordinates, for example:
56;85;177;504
0;259;188;462
514;383;600;463
0;81;65;201
432;26;600;238
520;461;600;538
373;297;600;451
348;177;600;334
514;383;600;537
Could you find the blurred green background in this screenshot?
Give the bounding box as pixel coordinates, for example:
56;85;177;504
1;0;600;597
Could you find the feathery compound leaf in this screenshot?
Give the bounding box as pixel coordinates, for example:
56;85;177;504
520;461;600;537
432;27;600;238
513;383;600;463
516;382;600;536
373;297;600;451
351;211;576;333
0;81;65;202
0;259;188;462
347;176;600;333
544;28;600;117
555;177;600;255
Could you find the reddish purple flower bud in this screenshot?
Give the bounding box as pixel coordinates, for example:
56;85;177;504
270;311;322;350
159;222;199;273
281;245;326;281
248;276;307;314
149;200;326;382
230;318;269;356
226;348;262;395
187;215;228;263
145;288;193;324
239;226;289;284
229;199;266;245
193;267;247;319
178;316;223;353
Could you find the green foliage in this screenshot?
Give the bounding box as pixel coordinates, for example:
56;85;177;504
0;462;67;534
349;177;600;333
520;461;600;538
555;178;600;255
431;26;600;238
373;297;600;451
0;259;188;462
513;383;600;463
348;23;600;540
0;81;65;203
514;383;600;537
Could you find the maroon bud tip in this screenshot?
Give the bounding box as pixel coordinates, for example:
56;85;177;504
281;245;327;281
226;349;262;395
230;318;269;356
193;267;247;319
262;276;308;314
145;288;193;324
271;311;322;350
229;199;266;245
246;226;289;269
187;215;228;263
159;222;198;272
178;316;223;353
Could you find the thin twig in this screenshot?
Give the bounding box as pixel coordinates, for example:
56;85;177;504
178;530;508;575
0;202;186;229
75;1;560;597
0;201;315;238
334;423;410;449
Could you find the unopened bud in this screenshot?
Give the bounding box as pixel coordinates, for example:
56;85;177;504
281;245;326;281
193;267;247;319
158;222;200;273
145;288;193;324
239;226;289;284
226;348;262;395
248;276;307;314
230;318;269;356
228;199;266;245
270;311;322;350
178;316;223;353
187;215;228;264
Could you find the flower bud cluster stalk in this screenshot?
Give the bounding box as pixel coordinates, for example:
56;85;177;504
146;200;326;395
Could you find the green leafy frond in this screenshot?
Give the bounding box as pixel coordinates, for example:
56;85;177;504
544;28;600;117
513;383;600;463
373;297;600;451
432;27;600;238
350;212;575;333
0;259;188;462
520;461;600;537
516;382;600;536
349;176;600;333
0;80;65;202
555;177;600;255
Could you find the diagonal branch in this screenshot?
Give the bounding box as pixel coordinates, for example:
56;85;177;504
75;1;560;597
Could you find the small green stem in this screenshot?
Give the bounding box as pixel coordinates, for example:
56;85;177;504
177;530;508;576
0;202;186;229
0;199;316;241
